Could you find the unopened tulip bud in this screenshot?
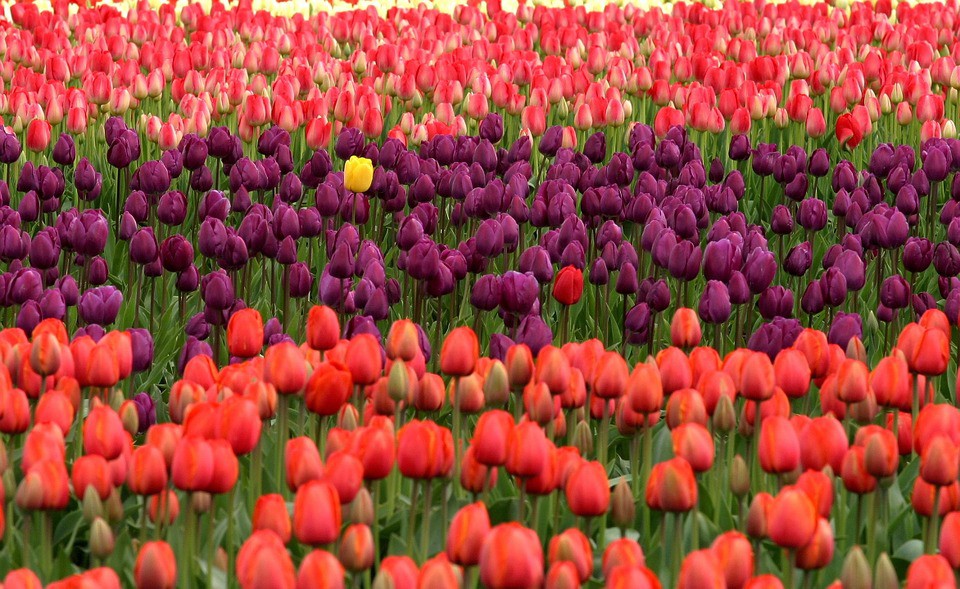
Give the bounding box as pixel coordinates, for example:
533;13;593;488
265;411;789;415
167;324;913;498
845;337;866;363
388;361;410;403
109;388;126;411
611;481;635;529
713;395;737;434
191;491;212;514
82;486;104;522
16;470;45;510
373;571;396;589
746;492;772;538
945;119;958;139
338;405;359;431
840;546;871;589
730;455;750;497
483;361;510;407
119;401;139;437
874;553;898;589
106;489;125;522
90;517;115;559
573;420;594;457
346;487;375;526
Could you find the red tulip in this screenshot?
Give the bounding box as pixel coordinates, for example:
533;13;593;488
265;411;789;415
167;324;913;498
472;409;514;466
440;326;480;376
345;334;383;386
285;437;324;491
264;342;307;395
646;457;698;512
593;351;629;400
72;454;113;501
376;556;419;589
657;347;693;394
253;494;291;544
604;565;661;589
479;523;544;589
799;415;848;473
835;113;863;149
905;555;954;589
671;423;715;473
677;549;725;589
217;396;262;456
939;512;960;568
293;480;342;546
505;420;549;479
83;405;126;460
446;501;490;567
565;460;610;517
670;308;702;348
237;530;296;589
26;119;51;152
767;486;817;549
553;266;584;306
840;447;877;495
133;541;177;589
228;308;264;358
322;450;363;504
602;538;645;577
171;436;214;492
548;528;593;582
297;550;344;589
338;524;374;572
711;531;754;589
920;435;959;487
306;306;340;352
545;562;581;589
397;419;453;479
758;416;800;475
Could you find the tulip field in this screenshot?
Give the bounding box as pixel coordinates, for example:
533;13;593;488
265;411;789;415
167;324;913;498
11;0;960;587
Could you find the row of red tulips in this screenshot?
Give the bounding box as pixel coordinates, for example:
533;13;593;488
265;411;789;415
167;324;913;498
0;303;959;586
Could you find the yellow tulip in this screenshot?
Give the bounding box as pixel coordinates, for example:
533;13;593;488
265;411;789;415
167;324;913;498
344;156;374;193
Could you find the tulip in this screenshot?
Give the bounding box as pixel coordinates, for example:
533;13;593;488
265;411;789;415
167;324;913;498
293;480;342;546
565;460;610;518
135;541;176;589
479;523;544;589
344;156;374;193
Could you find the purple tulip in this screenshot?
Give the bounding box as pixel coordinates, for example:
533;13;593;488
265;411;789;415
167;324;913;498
699;281;732;324
515;315;552;356
78;286;123;325
132;392;157;433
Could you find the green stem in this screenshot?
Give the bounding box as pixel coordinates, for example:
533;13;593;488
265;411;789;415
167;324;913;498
277;395;289;496
420;480;433;563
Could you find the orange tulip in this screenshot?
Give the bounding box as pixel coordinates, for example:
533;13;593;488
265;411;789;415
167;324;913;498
505;344;535;390
29;332;61;377
665;388;708;429
670;308;702;348
460;446;497;494
33;390;74;435
548;528;593;582
339;524;374;572
656;347;693;394
285;437;324;491
711;531;755;589
871;354;911;410
792;329;830;378
472;409;514;467
71;454;113;501
939;512;960;568
795;518;834;571
773;349;811;399
206;439;239;494
920;436;959;487
565;460;610;517
604;565;661;589
671;423;715;473
479;523;544;589
0;387;30;434
795;470;834;519
646;457;698;512
601;538;646;577
264;342;308;395
856;425;899;479
295;549;344;589
293;480;342;546
148;491;180;525
767;486;817;549
545;561;581;589
912;479;960;518
446;502;490;567
440;326;480;376
536;346;572;395
237;530;296;589
905;555;955;589
799;415;849;473
758;416;800;475
593;351;629;399
83;406;126;460
505;421;550;479
345;334;383;386
171;436;214;492
217;395;262;456
322;450;363;504
127;445;168;496
677;549;725;589
739;352;775;402
135;541;177;589
253;494;291;544
228;308;264;359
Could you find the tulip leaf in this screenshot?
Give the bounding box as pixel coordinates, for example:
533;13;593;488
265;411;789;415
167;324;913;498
892;538;923;562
